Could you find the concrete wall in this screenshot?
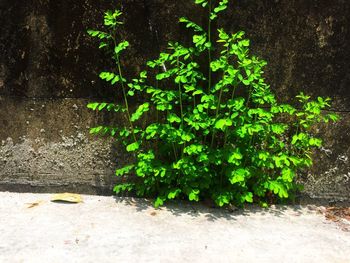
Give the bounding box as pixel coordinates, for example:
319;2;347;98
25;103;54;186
0;0;349;200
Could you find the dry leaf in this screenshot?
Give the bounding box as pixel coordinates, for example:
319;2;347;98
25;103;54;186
26;200;44;208
325;207;350;222
323;206;350;232
51;193;83;203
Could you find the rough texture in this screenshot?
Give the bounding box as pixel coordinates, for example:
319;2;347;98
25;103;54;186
0;97;125;194
0;192;350;263
304;113;350;200
0;0;349;199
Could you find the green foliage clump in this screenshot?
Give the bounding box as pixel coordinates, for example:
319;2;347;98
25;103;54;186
87;1;339;207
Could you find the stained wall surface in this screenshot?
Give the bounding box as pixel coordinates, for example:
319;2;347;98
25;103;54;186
0;0;349;199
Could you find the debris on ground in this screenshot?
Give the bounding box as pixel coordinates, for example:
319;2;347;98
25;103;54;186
51;193;83;203
323;206;350;232
26;200;45;209
325;207;350;221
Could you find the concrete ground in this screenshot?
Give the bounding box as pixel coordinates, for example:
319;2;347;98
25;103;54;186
0;192;349;263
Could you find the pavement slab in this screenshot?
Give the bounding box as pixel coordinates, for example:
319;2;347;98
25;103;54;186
0;192;349;263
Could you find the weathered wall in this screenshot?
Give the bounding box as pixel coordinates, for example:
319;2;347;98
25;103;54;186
0;0;349;199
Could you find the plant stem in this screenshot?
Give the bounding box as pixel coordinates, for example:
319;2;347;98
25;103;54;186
223;85;238;146
116;56;137;143
203;2;212;145
246;87;252;108
177;57;184;128
210;86;224;147
111;32;137;143
176;57;187;158
207;0;212;93
166;109;179;162
210;45;231;148
243;115;257;167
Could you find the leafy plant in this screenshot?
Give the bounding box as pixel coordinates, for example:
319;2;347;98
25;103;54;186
87;1;339;207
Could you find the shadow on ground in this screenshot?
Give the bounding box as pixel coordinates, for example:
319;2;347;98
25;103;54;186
113;196;316;222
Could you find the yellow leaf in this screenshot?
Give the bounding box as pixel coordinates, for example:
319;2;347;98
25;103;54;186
51;193;83;203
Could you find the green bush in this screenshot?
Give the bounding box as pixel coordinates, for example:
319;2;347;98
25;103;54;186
87;0;339;207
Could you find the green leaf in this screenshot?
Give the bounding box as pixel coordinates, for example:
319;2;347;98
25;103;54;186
327;113;339;122
113;183;134;194
179;17;203;32
227;148;243;165
167;113;181;123
99;42;108;49
111;75;121;84
195;0;208;7
291;133;308;145
281;168;295;183
131;103;150;122
229;168;250;185
154;197;165;208
215;194;230;207
116;165;135;176
268;181;289;199
154;167;167;177
87;103;123;112
184;144;204;155
244;192;253;203
126;142;140;152
145;124;159;139
210;13;217;20
140;71;147;79
98;103;108;111
240;39;250;47
168;189;181;199
189;189;200;201
218;28;229;40
213;0;228;15
193;34;207;48
87;30;110;40
99;71;115;82
87;30;100;37
271;124;288;135
273;155;290;168
114;41;129;55
296;92;310;103
271;104;296;114
181;132;194;142
87;102;99;111
104;10;123;27
215;119;233;131
90;126;103;135
309;137;322;147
